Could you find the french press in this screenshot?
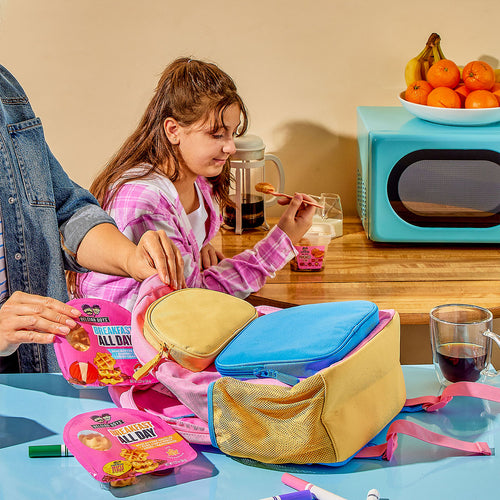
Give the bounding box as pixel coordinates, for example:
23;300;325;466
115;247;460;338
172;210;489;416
223;134;285;234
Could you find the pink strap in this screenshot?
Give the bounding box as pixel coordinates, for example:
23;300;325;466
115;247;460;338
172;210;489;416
355;419;491;461
356;381;500;461
405;381;500;412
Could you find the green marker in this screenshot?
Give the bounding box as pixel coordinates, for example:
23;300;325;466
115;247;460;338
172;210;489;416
28;444;73;458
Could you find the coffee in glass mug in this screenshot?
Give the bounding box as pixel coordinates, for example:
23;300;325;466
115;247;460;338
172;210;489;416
430;304;500;385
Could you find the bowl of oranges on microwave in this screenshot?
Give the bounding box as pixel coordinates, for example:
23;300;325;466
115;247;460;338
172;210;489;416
399;33;500;126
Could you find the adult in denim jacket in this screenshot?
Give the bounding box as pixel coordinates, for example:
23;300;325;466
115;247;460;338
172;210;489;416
0;64;184;373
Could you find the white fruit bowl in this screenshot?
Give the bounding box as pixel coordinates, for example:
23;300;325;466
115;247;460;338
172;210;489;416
398;92;500;126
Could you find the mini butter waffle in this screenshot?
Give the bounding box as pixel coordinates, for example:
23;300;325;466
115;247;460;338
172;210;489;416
130;459;159;474
109;476;137;488
93;352;125;385
120;449;160;473
94;351;116;371
119;448;149;463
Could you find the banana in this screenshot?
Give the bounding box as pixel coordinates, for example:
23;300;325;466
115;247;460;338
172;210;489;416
436;39;446;60
424;37;447;78
421;42;442;79
404;50;426;87
421;56;431;80
404;33;441;86
431;43;442;65
404;45;435;86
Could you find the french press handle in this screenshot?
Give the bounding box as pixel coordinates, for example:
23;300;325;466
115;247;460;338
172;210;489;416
264;154;285;207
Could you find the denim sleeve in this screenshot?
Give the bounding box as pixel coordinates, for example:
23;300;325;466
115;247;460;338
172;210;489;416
44;144;117;271
60;204;117;271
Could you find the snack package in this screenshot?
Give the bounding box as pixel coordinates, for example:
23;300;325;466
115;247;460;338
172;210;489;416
290;222;332;272
54;298;157;387
63;408;197;485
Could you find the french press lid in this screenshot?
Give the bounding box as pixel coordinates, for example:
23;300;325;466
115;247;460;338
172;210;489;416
232;134;266;161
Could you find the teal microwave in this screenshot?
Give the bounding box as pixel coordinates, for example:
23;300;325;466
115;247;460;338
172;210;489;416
357;106;500;243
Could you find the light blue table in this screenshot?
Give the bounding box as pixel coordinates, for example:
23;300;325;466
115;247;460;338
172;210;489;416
1;366;499;500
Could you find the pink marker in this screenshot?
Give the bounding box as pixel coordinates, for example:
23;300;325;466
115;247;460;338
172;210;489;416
282;473;348;500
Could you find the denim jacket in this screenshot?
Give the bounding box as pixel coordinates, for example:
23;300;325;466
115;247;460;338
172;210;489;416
0;64;116;373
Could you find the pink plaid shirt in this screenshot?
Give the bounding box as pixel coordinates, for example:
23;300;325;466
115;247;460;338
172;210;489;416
79;168;296;310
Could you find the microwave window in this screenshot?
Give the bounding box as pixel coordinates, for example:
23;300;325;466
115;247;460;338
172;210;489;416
388;150;500;227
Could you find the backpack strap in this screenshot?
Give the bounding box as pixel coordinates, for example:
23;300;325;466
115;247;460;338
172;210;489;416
355;381;500;461
404;381;500;412
355;419;491;461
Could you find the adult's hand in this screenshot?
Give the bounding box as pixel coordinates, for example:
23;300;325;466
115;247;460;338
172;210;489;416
125;230;186;289
76;224;185;290
0;291;81;357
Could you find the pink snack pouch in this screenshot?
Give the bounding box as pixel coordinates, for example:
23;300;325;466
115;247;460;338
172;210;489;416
54;298;157;387
63;407;197;485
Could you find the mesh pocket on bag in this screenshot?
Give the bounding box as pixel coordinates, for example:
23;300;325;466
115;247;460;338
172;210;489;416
211;374;336;464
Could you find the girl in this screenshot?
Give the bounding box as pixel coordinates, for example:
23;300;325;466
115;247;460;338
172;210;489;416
72;57;315;310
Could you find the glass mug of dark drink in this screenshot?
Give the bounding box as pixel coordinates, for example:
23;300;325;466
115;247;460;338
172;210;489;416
430;304;500;385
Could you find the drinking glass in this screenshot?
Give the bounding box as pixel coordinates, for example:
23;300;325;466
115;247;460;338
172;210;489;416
318;193;343;237
430;304;500;385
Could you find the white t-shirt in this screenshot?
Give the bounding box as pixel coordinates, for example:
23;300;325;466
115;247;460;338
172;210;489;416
187;182;208;249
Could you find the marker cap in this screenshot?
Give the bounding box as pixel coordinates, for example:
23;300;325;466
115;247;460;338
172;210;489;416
282;473;310;491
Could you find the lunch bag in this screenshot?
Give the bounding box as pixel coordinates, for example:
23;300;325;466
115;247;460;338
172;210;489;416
132;283;257;378
112;275;500;464
209;307;405;464
214;299;380;383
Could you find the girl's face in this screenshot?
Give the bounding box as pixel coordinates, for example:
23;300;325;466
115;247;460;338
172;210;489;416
169;103;241;180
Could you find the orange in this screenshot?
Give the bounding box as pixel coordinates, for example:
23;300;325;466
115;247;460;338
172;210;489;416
427;87;461;108
426;59;461;89
462;60;495;91
405;80;433;105
454;83;470;107
464;89;499;109
491;82;500;105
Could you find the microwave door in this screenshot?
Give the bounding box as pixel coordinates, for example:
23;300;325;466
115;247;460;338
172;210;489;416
388;150;500;228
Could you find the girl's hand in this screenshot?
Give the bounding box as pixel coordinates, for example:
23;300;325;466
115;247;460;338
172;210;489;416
125;230;186;290
200;243;225;270
0;291;81;356
276;193;316;244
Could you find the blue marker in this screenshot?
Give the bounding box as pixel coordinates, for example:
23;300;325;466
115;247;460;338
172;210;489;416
259;491;315;500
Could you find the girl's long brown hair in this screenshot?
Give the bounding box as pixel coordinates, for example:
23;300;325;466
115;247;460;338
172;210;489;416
68;57;248;297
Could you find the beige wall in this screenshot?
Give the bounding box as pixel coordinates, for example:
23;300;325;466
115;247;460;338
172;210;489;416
1;1;499;364
1;0;499;216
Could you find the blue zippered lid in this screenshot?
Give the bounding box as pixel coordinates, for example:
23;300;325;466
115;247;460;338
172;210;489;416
215;300;378;379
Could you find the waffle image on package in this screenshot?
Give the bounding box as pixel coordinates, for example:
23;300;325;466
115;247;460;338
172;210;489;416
54;298;157;388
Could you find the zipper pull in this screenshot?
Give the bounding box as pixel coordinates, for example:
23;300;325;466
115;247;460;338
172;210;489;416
133;344;167;380
253;368;300;386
